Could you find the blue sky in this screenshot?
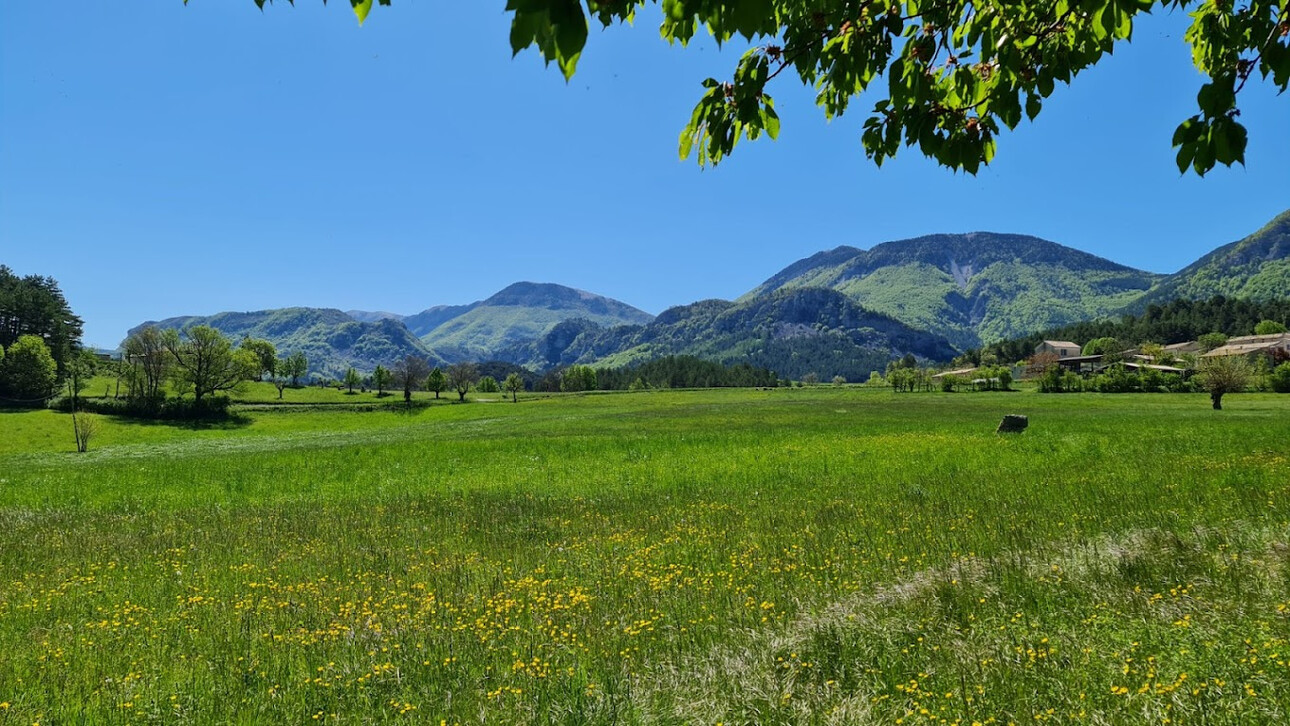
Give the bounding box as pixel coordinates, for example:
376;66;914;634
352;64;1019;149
1;2;1286;347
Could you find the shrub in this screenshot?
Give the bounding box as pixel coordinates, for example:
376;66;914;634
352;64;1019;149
476;376;500;393
1093;364;1139;393
52;395;233;420
1140;367;1165;392
1270;362;1290;393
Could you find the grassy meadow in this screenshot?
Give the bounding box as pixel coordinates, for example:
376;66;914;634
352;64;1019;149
1;387;1288;724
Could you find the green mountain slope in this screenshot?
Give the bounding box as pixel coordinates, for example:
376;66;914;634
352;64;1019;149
1135;210;1290;307
126;308;443;379
745;233;1163;349
510;288;958;381
415;282;654;362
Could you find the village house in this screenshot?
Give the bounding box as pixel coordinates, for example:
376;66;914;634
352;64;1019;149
1201;332;1290;361
1035;340;1081;358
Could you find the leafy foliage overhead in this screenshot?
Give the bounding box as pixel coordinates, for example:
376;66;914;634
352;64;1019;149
228;0;1290;174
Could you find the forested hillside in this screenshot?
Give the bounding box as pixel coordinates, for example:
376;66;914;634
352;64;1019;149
127;308;442;379
508;287;958;381
1133;210;1290;307
745;232;1162;348
411;282;654;361
118;211;1288;379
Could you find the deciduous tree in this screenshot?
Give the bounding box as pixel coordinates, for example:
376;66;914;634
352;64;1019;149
343;366;361;393
271;361;291;400
1198;355;1250;409
393;355;431;403
281;351;309;387
241;337;278;380
1254;319;1288;335
123;326;170;402
504;372;524;402
372;364;392;396
1198;332;1229;352
64;349;97;407
1;334;58;402
448;362;478;402
426;368;447;399
162;326;258;405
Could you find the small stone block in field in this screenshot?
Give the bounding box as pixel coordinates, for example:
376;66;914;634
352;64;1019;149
997;414;1029;434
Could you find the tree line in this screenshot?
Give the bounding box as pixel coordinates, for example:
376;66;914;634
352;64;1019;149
530;356;780;393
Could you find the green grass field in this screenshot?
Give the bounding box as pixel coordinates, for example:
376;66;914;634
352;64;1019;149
1;388;1288;724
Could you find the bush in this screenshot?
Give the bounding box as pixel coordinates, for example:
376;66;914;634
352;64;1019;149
1270;362;1290;393
1140;367;1165;392
52;395;233;420
1038;365;1063;393
476;376;500;393
1092;364;1139;393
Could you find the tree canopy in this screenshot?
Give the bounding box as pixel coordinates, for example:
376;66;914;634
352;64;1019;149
1;335;59;402
232;0;1289;174
0;266;83;373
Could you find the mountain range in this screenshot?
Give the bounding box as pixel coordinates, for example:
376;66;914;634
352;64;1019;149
125;209;1290;381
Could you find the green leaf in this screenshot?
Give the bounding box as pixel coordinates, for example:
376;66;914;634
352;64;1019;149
761;99;780;140
551;0;588;80
1175;142;1195;174
352;0;371;25
1025;94;1042;121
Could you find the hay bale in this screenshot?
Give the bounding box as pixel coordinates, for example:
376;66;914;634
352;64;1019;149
997;414;1029;434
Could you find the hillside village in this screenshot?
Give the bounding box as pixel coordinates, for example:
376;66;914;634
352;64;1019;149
925;328;1290;399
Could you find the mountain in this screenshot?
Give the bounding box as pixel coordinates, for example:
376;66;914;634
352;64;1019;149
402;304;479;338
1135;210;1290;307
413;282;654;362
345;310;405;323
126;308;443;379
513;287;958;381
744;233;1164;349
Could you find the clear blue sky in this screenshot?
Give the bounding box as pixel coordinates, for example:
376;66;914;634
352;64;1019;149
1;3;1286;347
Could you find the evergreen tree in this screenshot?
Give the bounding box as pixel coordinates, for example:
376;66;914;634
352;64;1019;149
0;266;83;374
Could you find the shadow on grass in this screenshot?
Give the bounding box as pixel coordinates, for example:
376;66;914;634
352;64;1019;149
0;405;49;414
103;412;254;431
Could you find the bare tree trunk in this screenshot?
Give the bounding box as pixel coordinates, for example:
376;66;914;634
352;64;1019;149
1212;392;1223;410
